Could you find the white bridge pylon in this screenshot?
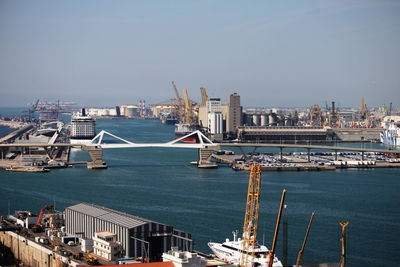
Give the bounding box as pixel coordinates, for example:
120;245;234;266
90;130;217;149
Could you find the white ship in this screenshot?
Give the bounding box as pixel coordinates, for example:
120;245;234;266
70;108;96;145
380;120;400;146
208;231;283;267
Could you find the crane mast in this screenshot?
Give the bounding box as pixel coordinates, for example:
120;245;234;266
240;164;262;267
182;88;192;124
172;81;184;122
200;87;208;106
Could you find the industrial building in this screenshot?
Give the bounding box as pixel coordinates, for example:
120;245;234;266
64;203;192;261
237;126;336;143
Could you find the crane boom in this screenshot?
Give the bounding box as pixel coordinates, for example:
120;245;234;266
200;87;208;106
182;88;192;124
240;164;261;267
33;204;54;231
172;81;184;122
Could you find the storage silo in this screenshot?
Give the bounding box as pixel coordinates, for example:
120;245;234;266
252;114;260;126
260;114;268;126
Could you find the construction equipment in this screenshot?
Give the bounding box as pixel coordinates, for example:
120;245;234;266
182;88;192;124
240;164;261;267
86;254;99;265
32;204;54;232
339;221;349;267
295;211;316;267
267;189;287;267
200;87;208;106
172;81;184;122
309;104;324;127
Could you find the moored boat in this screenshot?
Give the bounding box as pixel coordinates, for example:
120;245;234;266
208;231;283;267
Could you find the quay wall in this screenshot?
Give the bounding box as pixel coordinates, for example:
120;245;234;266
0;231;79;267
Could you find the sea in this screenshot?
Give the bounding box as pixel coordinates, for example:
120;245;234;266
0;107;399;267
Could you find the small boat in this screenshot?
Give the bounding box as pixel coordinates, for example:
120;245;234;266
6;166;50;173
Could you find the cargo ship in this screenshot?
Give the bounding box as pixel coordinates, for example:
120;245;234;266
175;123;198;143
161;114;179;125
70;108;96;145
380;121;400;146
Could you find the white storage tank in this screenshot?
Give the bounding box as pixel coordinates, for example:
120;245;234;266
126;107;138;118
260;114;268;126
252;114;260;126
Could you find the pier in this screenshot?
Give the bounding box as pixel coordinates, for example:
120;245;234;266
1;130;399;172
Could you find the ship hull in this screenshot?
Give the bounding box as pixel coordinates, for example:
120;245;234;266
380;128;400;146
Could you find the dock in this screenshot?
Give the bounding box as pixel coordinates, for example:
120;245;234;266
212;153;400;171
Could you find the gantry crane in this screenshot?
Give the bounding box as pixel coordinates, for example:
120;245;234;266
240;164;262;267
309;104;324;127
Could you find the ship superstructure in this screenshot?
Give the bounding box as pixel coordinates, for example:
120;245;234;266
380;117;400;146
70;108;96;145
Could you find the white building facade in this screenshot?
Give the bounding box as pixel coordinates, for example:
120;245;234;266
93;231;121;261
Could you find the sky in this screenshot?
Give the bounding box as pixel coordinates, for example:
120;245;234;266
0;0;399;108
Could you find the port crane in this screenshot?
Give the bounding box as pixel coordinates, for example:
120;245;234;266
240;164;262;267
309;104;324;127
182;88;193;124
172;81;185;123
200;87;208;106
32;204;54;232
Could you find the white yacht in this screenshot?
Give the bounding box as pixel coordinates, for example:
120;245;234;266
208;231;283;267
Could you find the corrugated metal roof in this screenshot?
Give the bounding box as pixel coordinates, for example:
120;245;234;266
66;203;162;229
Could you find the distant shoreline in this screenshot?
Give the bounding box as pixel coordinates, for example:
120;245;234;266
0;119;28;129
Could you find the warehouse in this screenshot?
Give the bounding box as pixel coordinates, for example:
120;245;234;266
64;203;192;261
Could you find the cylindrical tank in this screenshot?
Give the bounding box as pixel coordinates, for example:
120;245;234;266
269;114;276;126
126;107;137;118
261;114;268;126
252;114;260;126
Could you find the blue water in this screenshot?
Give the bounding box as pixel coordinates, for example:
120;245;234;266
0;112;400;266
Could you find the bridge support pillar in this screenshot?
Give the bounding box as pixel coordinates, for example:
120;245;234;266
362;151;364;161
82;146;108;169
0;147;9;159
198;146;218;168
280;147;283;162
307;148;311;162
335;151;338;161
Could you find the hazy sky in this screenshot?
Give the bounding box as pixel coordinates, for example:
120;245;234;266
1;0;399;108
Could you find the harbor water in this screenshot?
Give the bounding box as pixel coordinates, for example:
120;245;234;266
0;112;400;266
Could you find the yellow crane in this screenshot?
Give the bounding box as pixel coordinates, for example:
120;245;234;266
172;81;184;122
309;104;324;127
240;164;262;267
200;87;208;106
182;88;192;124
